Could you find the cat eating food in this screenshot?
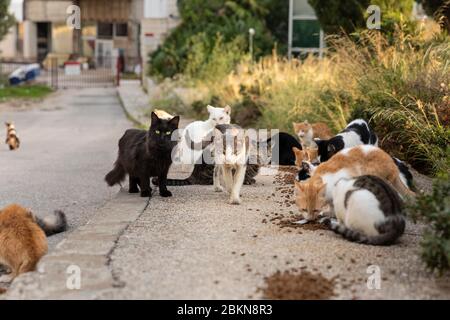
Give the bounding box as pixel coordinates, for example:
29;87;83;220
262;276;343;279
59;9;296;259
105;112;180;198
314;119;378;162
293;120;333;148
213;124;249;204
323;175;406;245
5;122;20;151
294;145;416;222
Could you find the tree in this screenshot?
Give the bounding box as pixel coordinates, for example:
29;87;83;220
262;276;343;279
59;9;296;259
307;0;414;35
0;0;15;42
149;0;287;78
417;0;450;32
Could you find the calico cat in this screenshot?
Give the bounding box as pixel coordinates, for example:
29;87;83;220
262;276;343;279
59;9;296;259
105;112;180;197
5;122;20;151
315;119;378;162
323;175;406;245
268;132;302;166
213;124;249;204
295;145;416;221
293;120;333;148
175;105;231;165
0;204;67;284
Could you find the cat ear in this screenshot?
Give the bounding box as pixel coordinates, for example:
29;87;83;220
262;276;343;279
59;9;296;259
292;147;302;155
293;123;299;131
207;105;214;114
224;105;231;115
168;115;180;128
150;112;160;125
304;120;309;124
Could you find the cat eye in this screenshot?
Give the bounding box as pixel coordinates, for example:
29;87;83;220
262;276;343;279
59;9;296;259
165;131;171;135
155;130;160;134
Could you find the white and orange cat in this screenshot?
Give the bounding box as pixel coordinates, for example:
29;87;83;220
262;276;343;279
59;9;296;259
293;121;333;148
292;147;319;166
295;145;416;222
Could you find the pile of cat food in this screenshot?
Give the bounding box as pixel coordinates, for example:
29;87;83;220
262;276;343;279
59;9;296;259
260;269;336;300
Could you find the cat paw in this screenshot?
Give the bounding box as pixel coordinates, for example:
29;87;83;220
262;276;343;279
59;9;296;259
160;190;172;197
128;188;139;194
229;197;241;205
140;190;152;197
214;186;224;192
294;219;310;225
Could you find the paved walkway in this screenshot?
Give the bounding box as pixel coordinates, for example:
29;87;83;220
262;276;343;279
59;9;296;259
2;83;449;299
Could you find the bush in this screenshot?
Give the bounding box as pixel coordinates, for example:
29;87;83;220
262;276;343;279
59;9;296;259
148;0;286;79
407;174;450;274
185;28;449;176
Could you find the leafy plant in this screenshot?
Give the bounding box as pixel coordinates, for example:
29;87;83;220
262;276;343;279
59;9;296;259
407;173;450;274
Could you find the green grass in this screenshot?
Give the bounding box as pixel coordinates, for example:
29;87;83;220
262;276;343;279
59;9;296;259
0;85;53;101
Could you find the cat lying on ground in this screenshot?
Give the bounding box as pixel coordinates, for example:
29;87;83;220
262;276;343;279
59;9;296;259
0;204;67;285
322;175;406;246
293;120;333;148
315;119;378;162
295;145;416;222
5;122;20;151
105;112;180;197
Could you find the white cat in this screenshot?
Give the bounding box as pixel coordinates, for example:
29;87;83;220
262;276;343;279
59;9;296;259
213;124;249;205
174;105;231;165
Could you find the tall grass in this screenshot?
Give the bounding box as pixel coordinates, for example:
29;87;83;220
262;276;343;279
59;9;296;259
187;29;449;175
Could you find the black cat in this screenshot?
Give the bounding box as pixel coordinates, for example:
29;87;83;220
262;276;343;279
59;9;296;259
268;132;302;166
105;112;180;197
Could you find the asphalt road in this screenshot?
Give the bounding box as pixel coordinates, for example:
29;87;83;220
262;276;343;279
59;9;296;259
0;88;130;247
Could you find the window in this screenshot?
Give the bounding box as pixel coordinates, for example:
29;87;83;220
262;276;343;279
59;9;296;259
115;23;128;37
144;0;168;18
97;23;113;39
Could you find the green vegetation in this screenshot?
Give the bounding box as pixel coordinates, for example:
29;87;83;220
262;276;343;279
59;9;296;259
308;0;414;35
417;0;450;32
0;0;15;42
407;173;450;274
148;0;288;79
0;85;53;101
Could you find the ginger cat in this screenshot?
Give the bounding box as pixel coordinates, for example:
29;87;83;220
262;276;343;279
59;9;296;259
295;145;416;221
0;204;67;284
293;121;332;148
292;147;319;166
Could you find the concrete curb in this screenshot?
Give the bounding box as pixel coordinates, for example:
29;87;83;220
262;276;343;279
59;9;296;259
3;192;149;299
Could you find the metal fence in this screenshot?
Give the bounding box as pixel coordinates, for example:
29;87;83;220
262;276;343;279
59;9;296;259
0;56;142;89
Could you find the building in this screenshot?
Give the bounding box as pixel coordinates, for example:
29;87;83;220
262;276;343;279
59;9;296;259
288;0;325;58
1;0;179;71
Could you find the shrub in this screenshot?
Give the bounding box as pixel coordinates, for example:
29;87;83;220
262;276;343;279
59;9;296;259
407;174;450;274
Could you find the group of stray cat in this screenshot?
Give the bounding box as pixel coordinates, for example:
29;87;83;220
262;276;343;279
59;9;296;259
0;105;418;294
105;105;258;205
104;106;416;247
291;119;415;246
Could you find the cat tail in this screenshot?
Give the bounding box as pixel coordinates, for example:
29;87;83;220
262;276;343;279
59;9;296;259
105;161;126;186
33;210;68;237
326;215;405;246
152;177;192;186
